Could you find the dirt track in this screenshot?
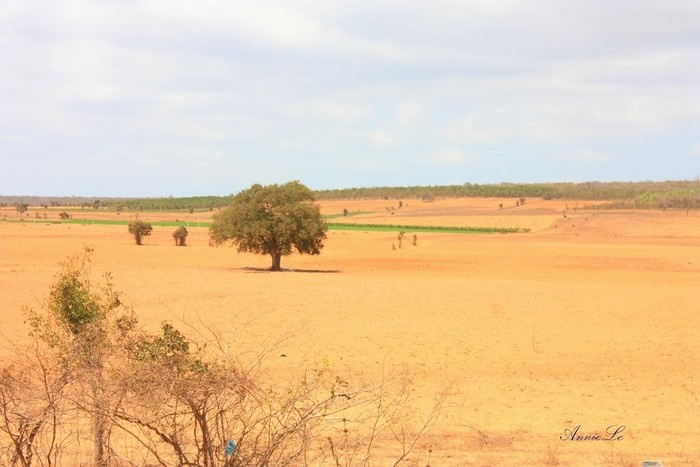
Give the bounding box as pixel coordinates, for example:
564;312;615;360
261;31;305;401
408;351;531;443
1;198;698;465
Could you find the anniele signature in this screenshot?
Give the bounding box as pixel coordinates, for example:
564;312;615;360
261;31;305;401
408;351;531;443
560;424;626;441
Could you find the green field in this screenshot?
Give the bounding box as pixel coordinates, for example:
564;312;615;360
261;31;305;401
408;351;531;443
3;218;529;234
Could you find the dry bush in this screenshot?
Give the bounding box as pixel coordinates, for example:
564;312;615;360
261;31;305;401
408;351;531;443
1;251;443;466
0;341;71;466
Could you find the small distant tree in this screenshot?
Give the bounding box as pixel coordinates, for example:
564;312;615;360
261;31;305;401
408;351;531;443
15;203;28;216
209;181;327;271
128;220;153;245
519;198;526;206
397;231;406;248
59;212;70;220
173;226;188;246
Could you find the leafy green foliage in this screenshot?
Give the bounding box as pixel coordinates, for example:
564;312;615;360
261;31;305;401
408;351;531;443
49;264;101;335
210;181;328;271
129;321;210;374
26;249;118;349
128;220;153;245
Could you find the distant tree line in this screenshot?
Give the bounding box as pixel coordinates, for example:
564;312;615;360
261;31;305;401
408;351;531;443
2;180;700;211
103;195;235;212
312;180;700;202
582;189;700;211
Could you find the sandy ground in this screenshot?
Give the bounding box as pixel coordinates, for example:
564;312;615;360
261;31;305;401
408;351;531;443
1;198;699;466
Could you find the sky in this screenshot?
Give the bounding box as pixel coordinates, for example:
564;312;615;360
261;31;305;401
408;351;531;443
1;0;699;197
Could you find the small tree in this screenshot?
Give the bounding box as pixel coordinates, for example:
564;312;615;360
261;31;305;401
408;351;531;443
128;220;153;245
23;248;127;466
397;231;406;248
173;226;188;246
15;203;28;216
209;181;327;271
59;212;70;220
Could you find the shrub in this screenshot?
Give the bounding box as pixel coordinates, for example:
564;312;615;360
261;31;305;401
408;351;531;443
173;226;188;246
1;252;444;466
128;220;153;245
397;231;406;248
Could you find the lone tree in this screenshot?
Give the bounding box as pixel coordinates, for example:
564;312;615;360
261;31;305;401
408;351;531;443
173;226;188;246
15;203;28;216
209;181;327;271
397;231;406;248
128;220;153;245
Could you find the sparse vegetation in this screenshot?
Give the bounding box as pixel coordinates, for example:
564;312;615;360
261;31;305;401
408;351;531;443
0;252;443;466
397;231;406;248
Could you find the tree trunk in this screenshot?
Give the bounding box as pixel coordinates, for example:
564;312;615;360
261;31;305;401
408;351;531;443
270;251;282;271
92;375;107;467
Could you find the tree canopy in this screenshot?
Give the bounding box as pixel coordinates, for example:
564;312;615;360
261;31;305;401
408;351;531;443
209;181;327;271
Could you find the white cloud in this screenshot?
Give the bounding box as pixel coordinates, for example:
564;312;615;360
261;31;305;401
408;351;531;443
180;147;224;162
1;0;699;195
397;102;422;125
444;115;506;143
369;130;397;147
287;102;371;121
430;148;467;165
554;149;611;162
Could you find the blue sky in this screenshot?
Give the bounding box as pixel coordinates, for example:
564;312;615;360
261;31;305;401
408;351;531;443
1;0;699;196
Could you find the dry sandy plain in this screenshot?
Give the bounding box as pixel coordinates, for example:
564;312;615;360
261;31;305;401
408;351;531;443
1;197;699;466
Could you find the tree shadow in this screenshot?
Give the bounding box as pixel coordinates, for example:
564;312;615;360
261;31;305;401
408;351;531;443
239;267;341;273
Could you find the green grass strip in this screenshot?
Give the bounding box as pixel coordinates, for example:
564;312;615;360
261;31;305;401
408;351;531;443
4;218;529;234
326;222;529;234
4;219;205;228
